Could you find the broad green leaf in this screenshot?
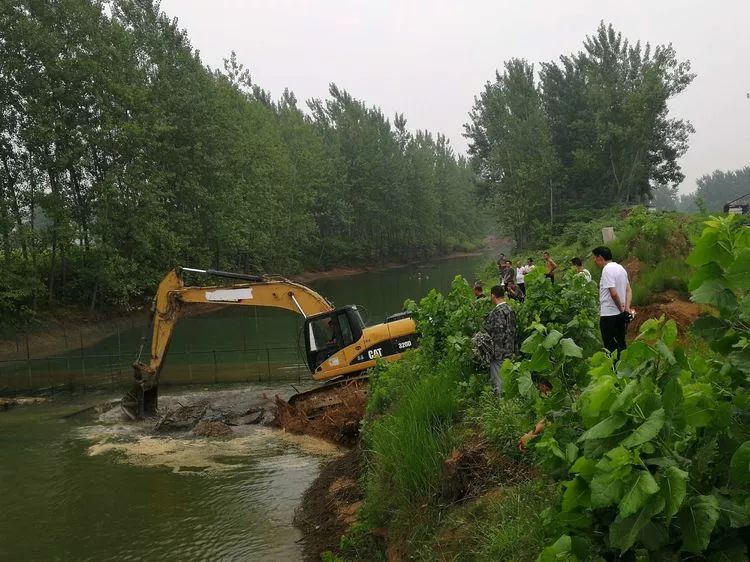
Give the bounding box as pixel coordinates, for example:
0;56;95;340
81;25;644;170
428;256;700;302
521;332;545;354
637;520;669;551
729;348;750;374
619;470;660;518
662;320;678;347
543;329;563;349
578;413;628;442
579;375;617;425
682;384;715;428
560;337;583;358
609;380;640;414
658;466;687;522
537;535;577;562
565;442;579;464
570;456;597;482
562;477;590;513
691;279;737;313
715;494;750;528
656;340;676;365
609;495;665;553
729;441;750;484
726;248;750;290
678;495;719;553
518;372;535;398
741;295;750;322
687;229;732;268
622;409;665;448
527;346;553;372
688;262;723;292
691;315;729;342
638;318;661;340
591;449;632;508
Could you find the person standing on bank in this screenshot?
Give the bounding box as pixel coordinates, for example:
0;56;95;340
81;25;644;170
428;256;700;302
473;282;485;300
484;285;517;396
543;251;557;284
571;257;592;282
592;246;632;355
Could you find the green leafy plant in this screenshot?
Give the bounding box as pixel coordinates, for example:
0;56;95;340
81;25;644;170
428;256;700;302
537;215;750;560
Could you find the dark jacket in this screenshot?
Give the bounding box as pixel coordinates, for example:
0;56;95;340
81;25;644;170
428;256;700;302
483;302;517;362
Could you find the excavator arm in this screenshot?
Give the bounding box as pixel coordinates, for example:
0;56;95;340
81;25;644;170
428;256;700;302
121;267;334;419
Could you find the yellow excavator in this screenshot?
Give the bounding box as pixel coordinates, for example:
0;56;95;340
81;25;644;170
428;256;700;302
121;267;418;419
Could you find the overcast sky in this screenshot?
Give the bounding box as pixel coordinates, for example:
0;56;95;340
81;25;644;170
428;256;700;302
160;0;749;194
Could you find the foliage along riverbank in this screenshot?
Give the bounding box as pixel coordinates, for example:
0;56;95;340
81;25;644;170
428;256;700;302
311;212;749;561
0;0;486;329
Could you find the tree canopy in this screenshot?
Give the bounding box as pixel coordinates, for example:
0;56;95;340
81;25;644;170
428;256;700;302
465;22;695;245
0;0;483;325
679;166;750;212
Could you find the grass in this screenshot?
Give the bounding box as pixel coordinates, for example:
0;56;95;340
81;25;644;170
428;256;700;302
471;392;533;458
433;480;555;561
630;258;691;306
363;361;462;522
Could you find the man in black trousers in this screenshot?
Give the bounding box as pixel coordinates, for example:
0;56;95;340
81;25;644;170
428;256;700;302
592;246;633;355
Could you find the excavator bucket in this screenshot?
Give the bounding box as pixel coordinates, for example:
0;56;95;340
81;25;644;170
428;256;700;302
120;384;158;420
120;363;159;420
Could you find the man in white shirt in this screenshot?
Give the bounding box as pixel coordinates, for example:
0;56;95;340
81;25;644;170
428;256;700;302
592;246;632;355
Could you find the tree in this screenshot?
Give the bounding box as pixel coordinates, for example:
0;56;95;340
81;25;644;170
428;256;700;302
680;167;750;212
465;59;560;247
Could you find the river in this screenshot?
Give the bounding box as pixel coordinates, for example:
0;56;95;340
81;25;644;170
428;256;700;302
0;254;491;561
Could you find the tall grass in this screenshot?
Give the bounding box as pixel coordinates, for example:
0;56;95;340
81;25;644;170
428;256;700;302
631;258;691;305
363;365;461;525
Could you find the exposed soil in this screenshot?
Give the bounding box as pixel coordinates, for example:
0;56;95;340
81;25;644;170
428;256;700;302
294;447;364;561
629;290;705;341
621;257;642;282
442;433;538;503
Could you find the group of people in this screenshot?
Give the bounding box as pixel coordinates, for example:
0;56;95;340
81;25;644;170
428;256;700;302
476;246;633;397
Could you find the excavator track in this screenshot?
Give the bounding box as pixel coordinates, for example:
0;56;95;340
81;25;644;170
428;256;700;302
286;375;369;418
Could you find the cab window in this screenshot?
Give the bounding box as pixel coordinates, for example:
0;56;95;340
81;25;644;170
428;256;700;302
339;313;354;347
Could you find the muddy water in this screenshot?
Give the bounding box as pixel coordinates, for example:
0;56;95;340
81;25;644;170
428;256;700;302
0;384;340;561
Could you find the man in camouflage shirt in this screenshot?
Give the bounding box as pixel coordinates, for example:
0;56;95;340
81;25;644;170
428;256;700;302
484;285;517;396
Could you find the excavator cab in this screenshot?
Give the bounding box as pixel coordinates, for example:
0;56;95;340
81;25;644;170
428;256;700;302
304;306;365;371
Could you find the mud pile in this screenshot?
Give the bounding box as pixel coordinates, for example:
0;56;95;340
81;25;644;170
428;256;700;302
274;382;367;447
294;448;364;560
629;290;704;341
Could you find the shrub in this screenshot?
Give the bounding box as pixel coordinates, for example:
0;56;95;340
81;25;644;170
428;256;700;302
537;215;750;560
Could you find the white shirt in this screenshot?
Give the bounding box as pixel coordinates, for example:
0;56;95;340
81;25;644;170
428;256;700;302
599;262;629;317
516;266;526;284
578;269;592;283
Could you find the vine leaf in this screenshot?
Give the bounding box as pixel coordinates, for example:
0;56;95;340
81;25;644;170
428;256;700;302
658;466;687;523
578;413;628;442
677;495;719;553
560;337;583;358
619;469;660;518
729;441;750;485
609;495;665;552
621;408;665;448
